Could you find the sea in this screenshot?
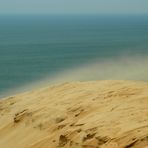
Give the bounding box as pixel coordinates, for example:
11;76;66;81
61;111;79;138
0;14;148;97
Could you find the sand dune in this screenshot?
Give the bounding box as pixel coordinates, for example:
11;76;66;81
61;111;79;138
0;80;148;148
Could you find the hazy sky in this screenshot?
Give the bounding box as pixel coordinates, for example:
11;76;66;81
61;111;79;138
0;0;148;15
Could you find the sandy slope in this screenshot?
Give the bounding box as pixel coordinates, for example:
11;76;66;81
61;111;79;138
0;80;148;148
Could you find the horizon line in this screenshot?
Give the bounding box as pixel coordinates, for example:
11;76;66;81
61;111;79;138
0;13;148;16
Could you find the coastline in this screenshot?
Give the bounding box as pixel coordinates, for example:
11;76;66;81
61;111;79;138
0;80;148;148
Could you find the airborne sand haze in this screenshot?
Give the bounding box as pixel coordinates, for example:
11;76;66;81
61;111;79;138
2;54;148;98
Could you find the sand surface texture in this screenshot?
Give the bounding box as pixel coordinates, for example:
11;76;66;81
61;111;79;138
0;80;148;148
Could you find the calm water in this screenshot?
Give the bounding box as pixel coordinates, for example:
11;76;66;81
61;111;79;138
0;15;148;97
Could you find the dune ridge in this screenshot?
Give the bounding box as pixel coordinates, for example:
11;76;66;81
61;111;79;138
0;80;148;148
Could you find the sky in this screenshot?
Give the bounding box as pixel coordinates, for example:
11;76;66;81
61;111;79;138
0;0;148;15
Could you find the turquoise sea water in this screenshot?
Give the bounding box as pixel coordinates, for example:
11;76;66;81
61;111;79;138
0;15;148;97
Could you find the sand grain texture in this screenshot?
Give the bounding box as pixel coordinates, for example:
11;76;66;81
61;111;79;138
0;80;148;148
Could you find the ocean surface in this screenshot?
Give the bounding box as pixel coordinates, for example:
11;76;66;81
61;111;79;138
0;15;148;97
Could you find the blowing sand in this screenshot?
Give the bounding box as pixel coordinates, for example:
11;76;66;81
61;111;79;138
0;80;148;148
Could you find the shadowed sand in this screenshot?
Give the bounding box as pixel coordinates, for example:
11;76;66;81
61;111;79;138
0;80;148;148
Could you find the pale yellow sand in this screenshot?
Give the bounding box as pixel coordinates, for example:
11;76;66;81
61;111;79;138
0;80;148;148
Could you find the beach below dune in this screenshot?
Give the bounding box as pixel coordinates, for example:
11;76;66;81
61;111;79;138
0;80;148;148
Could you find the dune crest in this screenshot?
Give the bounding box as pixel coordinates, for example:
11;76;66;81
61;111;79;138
0;80;148;148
